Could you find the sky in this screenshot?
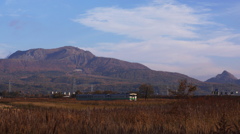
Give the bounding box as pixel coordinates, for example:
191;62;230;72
1;0;240;81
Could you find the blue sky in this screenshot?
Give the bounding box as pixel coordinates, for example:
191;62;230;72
1;0;240;81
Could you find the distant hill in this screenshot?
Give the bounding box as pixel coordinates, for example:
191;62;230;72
205;70;239;84
0;46;211;94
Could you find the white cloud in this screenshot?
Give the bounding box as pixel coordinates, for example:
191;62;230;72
203;34;240;57
75;0;240;80
74;2;210;40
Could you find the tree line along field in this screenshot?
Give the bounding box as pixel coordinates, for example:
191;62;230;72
0;97;240;134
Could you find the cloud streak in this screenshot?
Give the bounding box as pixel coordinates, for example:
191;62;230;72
74;0;240;80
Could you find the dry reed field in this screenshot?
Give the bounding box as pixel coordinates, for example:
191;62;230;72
0;97;240;134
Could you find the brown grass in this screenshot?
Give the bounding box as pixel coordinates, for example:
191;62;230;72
0;96;240;133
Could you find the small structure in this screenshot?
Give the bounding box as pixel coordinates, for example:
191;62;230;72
129;93;137;101
212;89;239;96
51;91;73;98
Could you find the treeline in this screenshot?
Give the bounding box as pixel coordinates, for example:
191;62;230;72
0;91;22;98
0;79;199;99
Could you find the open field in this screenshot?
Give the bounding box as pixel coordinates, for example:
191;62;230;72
0;97;240;133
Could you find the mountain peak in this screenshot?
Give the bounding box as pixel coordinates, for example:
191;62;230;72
206;70;237;83
222;70;231;75
217;70;237;79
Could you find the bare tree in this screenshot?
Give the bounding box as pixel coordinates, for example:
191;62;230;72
139;84;154;100
168;79;197;97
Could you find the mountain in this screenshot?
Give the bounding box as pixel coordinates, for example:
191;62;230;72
0;46;205;94
205;70;238;84
5;46;149;74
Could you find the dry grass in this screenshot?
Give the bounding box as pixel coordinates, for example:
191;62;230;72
0;103;12;109
0;97;240;133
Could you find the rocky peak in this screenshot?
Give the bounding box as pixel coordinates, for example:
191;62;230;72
206;70;238;83
216;70;238;80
